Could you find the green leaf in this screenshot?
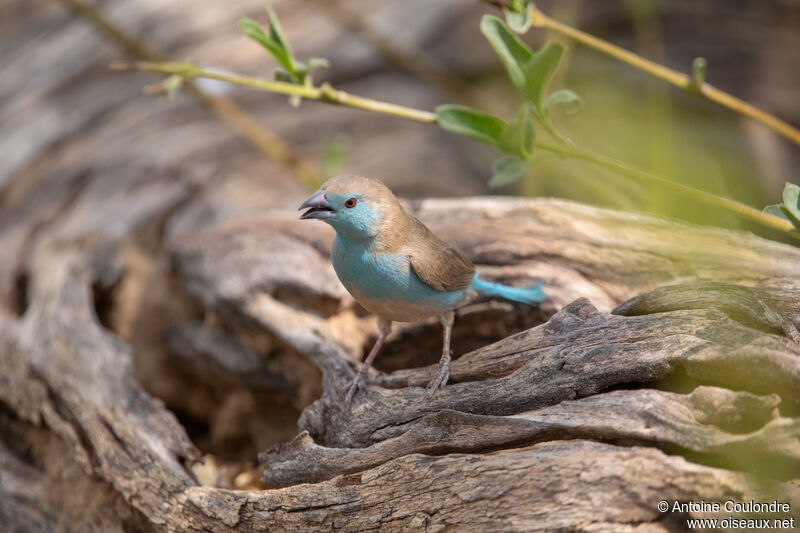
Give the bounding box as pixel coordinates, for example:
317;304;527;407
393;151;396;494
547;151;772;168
239;18;294;76
480;15;533;94
504;9;530;33
239;18;269;48
782;205;800;227
544;89;583;117
523;41;565;117
763;204;792;222
479;18;566;117
241;10;330;106
498;104;534;158
436;105;506;146
265;6;296;75
782;183;800;224
503;0;531;33
489;157;529;188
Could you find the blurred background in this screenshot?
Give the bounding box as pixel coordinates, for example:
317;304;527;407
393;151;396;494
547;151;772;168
3;0;799;232
2;0;799;469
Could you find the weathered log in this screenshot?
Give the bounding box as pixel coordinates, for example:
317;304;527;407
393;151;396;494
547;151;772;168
1;187;799;531
615;279;800;342
260;386;799;487
1;190;798;531
170;441;799;532
288;299;797;445
3;0;800;530
169;200;800;516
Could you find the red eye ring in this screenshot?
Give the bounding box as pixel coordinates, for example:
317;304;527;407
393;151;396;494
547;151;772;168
344;197;357;208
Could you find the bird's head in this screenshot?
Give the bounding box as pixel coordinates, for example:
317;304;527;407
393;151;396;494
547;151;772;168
298;175;401;241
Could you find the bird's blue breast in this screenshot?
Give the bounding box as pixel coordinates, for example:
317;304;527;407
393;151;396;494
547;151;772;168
331;236;467;322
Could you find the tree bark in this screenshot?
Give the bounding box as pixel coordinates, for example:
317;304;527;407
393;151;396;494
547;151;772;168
2;1;800;531
2;191;800;531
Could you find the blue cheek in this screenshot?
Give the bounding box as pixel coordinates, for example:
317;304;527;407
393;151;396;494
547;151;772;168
326;195;378;239
345;205;376;234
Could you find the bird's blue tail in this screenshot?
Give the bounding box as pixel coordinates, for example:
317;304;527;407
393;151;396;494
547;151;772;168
470;274;545;306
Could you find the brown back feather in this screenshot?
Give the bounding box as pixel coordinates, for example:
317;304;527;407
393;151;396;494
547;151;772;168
404;216;475;291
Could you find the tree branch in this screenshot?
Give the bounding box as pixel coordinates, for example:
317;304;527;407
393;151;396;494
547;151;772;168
475;0;800;147
124;59;799;240
124;61;438;123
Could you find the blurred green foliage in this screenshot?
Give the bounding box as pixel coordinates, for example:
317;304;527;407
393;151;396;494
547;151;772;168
236;4;797;238
321;135;348;180
763;183;800;227
240;7;328;106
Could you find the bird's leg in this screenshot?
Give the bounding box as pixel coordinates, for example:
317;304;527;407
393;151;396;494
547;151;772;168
424;310;455;399
344;318;392;404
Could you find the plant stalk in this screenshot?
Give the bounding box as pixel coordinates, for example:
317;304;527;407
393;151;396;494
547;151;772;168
130;60;797;239
524;5;800;147
534;139;797;235
132;62;438;123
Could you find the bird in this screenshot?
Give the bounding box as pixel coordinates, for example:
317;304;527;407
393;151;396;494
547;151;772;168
299;175;545;403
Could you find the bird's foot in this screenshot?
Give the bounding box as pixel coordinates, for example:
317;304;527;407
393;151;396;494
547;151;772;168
343;373;368;405
422;366;449;401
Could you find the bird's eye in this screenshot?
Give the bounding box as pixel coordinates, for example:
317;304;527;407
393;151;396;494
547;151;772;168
344;197;357;208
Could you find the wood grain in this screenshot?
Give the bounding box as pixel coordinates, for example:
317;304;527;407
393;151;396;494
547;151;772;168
2;1;800;530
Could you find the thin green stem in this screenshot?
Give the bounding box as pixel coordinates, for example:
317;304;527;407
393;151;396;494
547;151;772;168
132;62;437;123
533;139;797;235
524;5;800;147
128;60;798;239
476;0;800;146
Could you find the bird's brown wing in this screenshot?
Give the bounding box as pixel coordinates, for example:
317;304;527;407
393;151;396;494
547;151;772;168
405;216;475;291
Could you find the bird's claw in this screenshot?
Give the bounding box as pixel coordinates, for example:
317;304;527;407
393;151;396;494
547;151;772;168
343;373;367;405
422;368;449;401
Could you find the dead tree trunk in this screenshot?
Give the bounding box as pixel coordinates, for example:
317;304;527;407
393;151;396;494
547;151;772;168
2;1;800;531
2;188;800;531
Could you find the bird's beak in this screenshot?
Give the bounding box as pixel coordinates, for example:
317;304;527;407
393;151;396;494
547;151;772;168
299;190;334;220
